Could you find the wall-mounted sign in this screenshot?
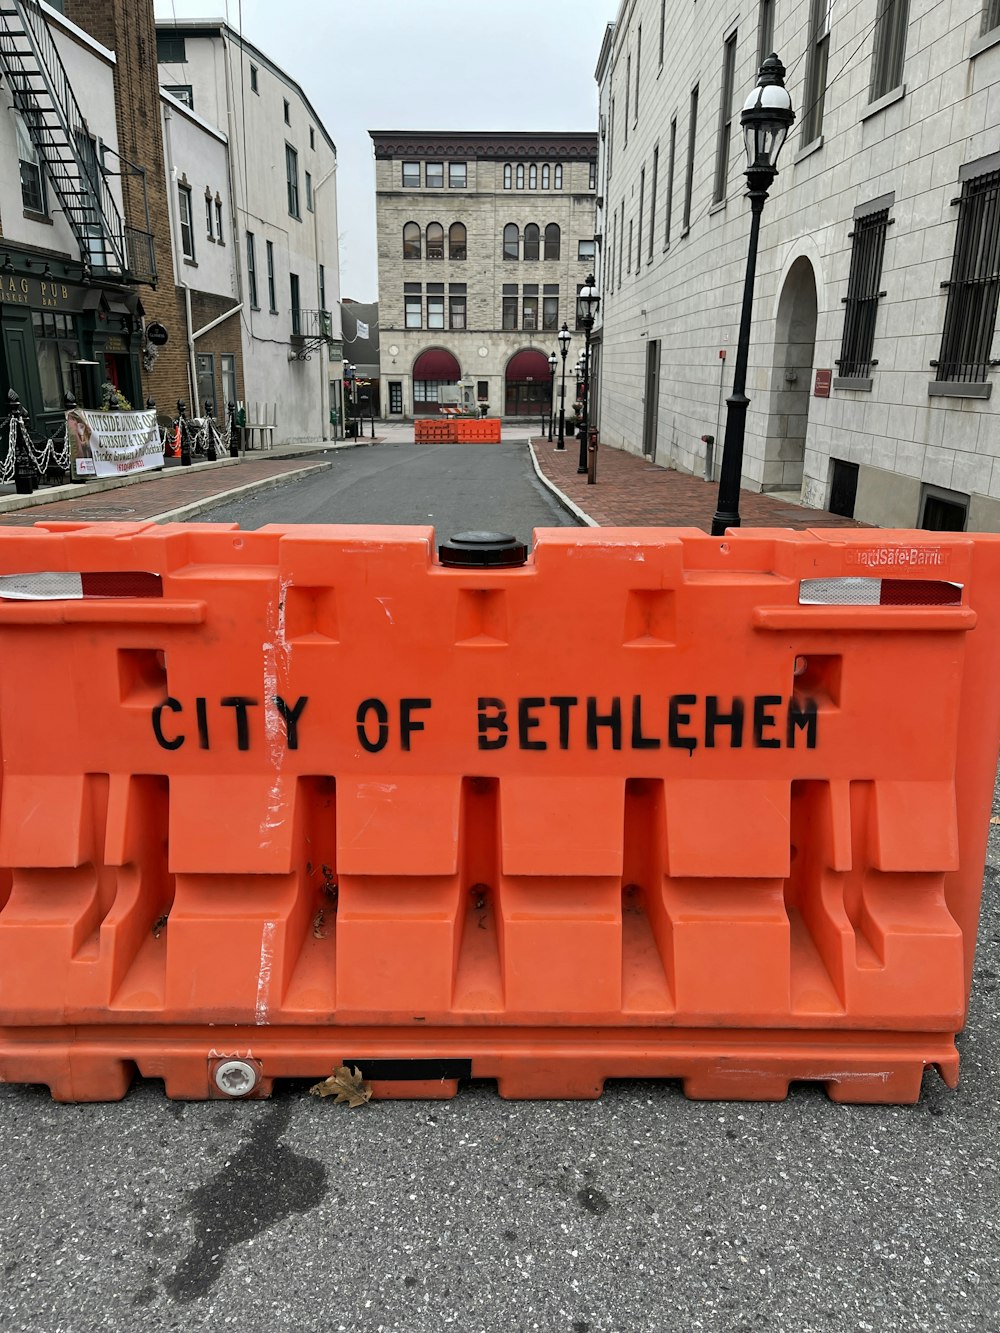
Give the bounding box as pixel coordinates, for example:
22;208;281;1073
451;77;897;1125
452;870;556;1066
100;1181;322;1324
145;322;169;346
103;334;127;354
814;368;832;397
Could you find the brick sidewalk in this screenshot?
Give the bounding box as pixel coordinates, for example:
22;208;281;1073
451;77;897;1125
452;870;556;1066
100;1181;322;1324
0;456;331;527
531;438;862;531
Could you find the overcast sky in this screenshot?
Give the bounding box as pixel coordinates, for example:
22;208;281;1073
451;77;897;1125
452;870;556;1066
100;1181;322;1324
152;0;613;301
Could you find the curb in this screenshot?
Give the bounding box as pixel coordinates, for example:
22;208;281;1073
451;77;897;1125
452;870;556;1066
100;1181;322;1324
147;460;336;523
527;442;598;527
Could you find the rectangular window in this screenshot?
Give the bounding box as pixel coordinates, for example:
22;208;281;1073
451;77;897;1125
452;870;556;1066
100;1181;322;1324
402;161;420;187
178;183;195;260
425;161;444;188
205;193;213;238
683;86;698;233
984;0;1000;33
290;273;301;335
306;171;314;211
802;0;832;145
15;112;45;215
250;64;258;93
319;263;327;310
427;294;445;329
502;296;518;331
648;145;659;259
869;0;909;101
578;238;597;263
920;485;968;531
405;293;422;329
837;201;891;380
635;25;642;122
221;353;238;412
156;33;186;62
310;126;315;150
283;99;290;125
665;117;677;248
266;239;277;313
609;210;617;292
286;144;300;218
543;294;559;330
628;218;634;273
32;311;78;411
618;203;625;285
449;161;467;187
757;0;776;66
625;55;631;145
165;84;193;108
659;0;667;63
935;165;1000;384
215;198;224;242
196;353;215;415
609;98;615;182
636;167;645;272
828;460;860;518
523;296;539;330
714;32;738;204
449;295;466;329
246;231;258;307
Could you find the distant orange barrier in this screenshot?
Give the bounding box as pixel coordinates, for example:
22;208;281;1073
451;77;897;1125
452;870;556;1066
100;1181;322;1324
414;418;501;444
0;524;998;1103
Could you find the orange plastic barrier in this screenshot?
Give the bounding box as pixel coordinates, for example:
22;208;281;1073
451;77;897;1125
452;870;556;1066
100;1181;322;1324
454;418;502;444
0;524;998;1104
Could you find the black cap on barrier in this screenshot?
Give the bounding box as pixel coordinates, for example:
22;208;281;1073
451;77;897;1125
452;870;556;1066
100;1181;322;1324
438;531;527;569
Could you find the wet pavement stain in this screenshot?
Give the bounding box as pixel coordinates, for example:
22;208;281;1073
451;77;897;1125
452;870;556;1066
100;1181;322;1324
164;1100;328;1303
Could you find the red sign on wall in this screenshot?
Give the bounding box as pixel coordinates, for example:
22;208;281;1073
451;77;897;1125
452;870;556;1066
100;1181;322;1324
814;369;832;397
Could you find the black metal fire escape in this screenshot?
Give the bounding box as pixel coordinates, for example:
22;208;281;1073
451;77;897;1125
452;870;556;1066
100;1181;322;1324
0;0;156;285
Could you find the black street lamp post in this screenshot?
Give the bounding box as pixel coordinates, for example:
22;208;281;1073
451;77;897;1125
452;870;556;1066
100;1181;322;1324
547;351;558;441
556;323;571;450
576;275;600;478
711;53;795;536
345;363;356;438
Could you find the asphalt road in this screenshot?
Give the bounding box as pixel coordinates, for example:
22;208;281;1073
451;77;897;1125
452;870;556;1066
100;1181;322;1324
190;441;577;542
2;448;999;1332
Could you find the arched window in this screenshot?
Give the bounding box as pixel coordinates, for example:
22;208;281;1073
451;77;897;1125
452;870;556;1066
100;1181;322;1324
554;164;563;189
449;221;467;260
426;222;444;260
544;223;561;260
403;221;421;260
503;164;512;189
503;223;519;261
516;163;525;189
523;223;540;261
541;164;550;189
528;164;537;189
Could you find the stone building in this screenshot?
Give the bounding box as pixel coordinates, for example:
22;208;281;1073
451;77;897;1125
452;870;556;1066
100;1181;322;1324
0;0;155;435
594;0;1000;529
157;17;341;443
370;131;598;419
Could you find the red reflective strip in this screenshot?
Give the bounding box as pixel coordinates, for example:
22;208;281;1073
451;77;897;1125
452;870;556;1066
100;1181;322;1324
879;580;963;606
78;572;163;599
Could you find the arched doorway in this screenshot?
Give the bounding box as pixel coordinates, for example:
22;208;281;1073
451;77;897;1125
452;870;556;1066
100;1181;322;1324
505;348;551;417
412;347;460;414
763;256;818;492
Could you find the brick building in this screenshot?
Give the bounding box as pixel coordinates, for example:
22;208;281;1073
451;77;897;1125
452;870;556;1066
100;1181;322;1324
371;131;598;419
593;0;1000;530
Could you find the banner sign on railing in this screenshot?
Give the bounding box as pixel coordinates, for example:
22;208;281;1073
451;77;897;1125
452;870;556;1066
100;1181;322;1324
67;408;164;479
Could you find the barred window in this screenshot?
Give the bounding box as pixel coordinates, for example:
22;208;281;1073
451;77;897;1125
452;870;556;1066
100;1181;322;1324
837;203;890;379
934;167;1000;384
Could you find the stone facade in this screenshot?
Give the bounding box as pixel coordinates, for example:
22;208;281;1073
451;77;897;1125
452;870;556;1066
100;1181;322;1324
594;0;1000;530
371;132;598;419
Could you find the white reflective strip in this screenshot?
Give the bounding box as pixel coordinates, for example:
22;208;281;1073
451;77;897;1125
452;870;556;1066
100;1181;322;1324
799;577;882;606
0;573;85;601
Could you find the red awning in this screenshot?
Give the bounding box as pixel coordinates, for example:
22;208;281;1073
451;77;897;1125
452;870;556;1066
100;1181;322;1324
505;349;551;382
413;348;461;381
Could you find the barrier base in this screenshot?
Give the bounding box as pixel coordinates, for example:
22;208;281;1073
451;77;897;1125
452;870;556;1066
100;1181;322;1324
0;1025;959;1104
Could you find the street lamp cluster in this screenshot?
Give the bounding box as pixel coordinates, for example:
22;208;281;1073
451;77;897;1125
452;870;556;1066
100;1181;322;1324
546;276;601;483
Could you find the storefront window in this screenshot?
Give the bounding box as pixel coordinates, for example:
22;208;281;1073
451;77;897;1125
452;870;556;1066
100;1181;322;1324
32;312;78;411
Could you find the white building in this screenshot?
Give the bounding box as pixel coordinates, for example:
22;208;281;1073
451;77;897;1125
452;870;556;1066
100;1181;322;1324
157;18;341;443
594;0;1000;530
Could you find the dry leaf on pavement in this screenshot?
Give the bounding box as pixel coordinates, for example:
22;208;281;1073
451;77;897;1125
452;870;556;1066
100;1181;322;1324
309;1064;372;1107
